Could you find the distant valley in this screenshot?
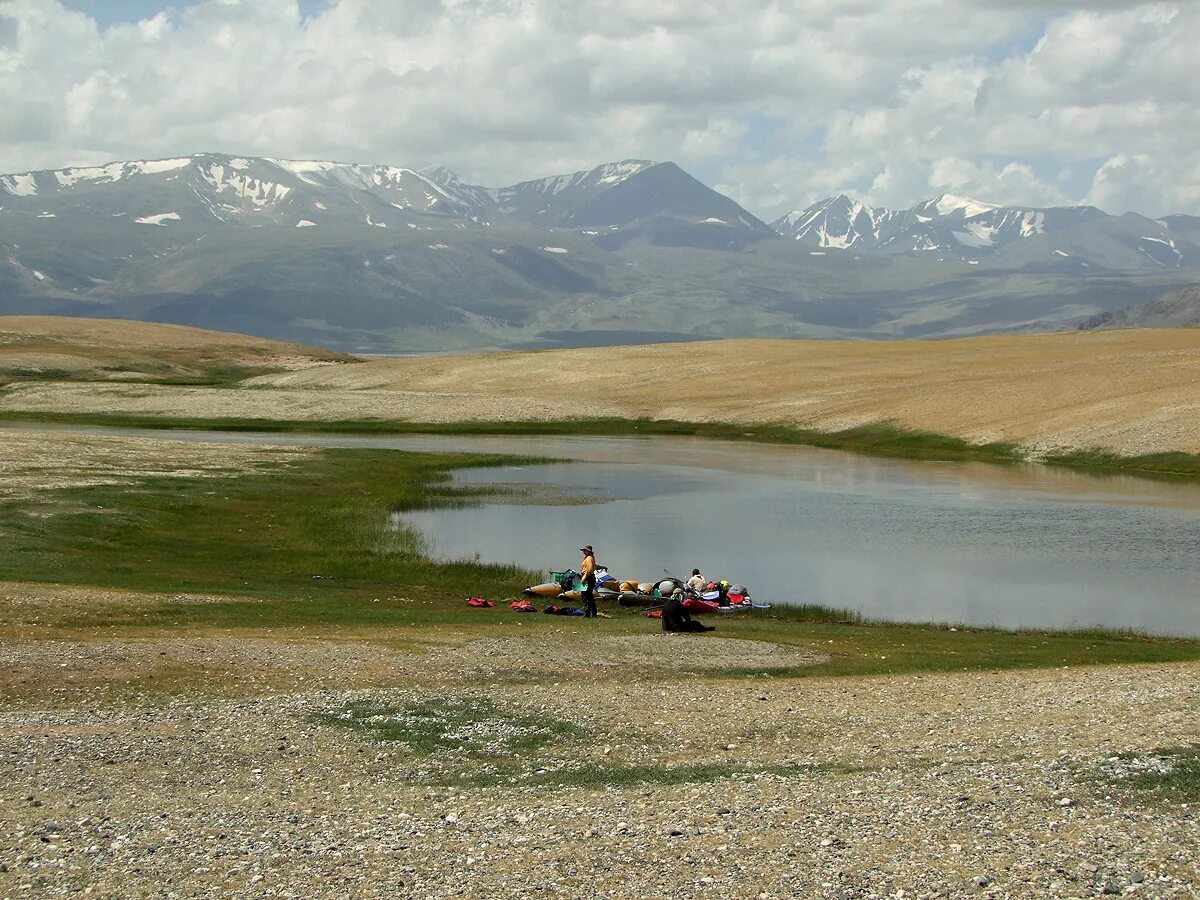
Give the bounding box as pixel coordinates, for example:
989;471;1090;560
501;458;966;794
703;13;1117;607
1;153;1196;352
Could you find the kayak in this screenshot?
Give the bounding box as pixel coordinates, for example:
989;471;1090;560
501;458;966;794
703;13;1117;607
683;598;720;614
524;583;564;597
637;582;656;593
618;592;649;607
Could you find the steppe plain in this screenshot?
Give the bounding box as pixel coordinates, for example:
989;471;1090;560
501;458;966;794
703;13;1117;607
3;317;1200;455
2;317;1199;898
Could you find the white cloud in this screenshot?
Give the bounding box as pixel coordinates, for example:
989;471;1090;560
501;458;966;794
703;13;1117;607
0;0;1197;217
1088;153;1200;217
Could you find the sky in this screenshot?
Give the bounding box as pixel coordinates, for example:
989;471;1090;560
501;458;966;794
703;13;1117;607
1;0;1197;219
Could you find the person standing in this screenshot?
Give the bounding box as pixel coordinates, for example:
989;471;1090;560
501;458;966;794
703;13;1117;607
579;544;597;618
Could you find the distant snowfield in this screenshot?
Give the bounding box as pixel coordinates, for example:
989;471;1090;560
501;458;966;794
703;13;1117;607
540;246;568;254
32;270;45;281
933;193;1000;218
701;217;726;224
135;212;181;226
199;164;293;207
296;220;316;228
0;173;38;196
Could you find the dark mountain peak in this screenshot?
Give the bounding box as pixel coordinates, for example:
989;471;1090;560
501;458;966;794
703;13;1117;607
419;164;462;185
1077;283;1200;330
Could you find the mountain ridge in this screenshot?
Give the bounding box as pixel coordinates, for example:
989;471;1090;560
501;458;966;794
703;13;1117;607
771;192;1193;271
2;152;1197;352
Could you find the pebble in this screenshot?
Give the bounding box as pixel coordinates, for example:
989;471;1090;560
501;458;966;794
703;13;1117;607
0;631;1198;897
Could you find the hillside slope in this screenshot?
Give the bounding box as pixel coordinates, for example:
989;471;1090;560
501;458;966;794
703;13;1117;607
1077;284;1200;330
2;325;1197;456
242;330;1200;454
0;315;354;382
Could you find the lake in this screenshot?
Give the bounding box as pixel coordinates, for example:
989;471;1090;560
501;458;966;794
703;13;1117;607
25;427;1200;636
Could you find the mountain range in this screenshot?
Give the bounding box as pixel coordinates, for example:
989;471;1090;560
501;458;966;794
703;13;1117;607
1;152;1196;352
772;194;1200;272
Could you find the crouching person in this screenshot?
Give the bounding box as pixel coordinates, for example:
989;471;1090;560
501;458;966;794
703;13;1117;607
661;590;714;633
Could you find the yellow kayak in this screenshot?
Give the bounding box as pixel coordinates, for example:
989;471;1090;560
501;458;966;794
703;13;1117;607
524;582;564;597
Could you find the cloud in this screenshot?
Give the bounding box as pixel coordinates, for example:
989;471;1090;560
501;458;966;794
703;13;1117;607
0;0;1196;217
1088;153;1200;217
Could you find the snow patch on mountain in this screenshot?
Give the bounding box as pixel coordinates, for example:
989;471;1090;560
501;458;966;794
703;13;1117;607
138;158;192;176
1019;212;1045;236
953;223;997;247
0;174;37;196
135;212;181;225
596;160;655;186
296;220;316;228
199;164;292;206
928;193;1000;218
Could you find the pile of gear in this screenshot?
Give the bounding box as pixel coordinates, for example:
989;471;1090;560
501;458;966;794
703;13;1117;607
516;566;766;616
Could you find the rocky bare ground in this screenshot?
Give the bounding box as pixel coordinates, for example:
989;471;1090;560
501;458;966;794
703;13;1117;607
1;631;1198;899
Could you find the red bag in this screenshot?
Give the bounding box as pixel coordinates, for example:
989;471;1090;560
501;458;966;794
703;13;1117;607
467;597;494;608
646;609;662;618
510;600;535;612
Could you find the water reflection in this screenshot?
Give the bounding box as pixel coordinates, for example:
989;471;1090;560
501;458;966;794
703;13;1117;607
14;426;1199;635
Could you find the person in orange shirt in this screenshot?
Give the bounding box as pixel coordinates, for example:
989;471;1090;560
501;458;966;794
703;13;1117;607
579;544;597;618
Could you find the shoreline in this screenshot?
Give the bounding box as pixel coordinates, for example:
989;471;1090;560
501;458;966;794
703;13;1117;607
4;410;1200;480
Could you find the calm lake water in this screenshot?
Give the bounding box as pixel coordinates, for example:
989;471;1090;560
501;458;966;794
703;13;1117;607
24;427;1200;636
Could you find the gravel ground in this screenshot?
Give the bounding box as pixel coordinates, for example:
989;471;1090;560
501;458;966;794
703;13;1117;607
1;633;1197;899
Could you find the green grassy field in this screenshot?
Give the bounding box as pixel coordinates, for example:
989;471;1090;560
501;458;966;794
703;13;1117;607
3;441;1199;685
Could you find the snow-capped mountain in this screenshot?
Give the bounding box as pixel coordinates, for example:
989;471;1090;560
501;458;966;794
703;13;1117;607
772;193;1200;270
0;153;772;242
0;153;488;230
424;158;775;238
2;152;1197;353
772;195;908;250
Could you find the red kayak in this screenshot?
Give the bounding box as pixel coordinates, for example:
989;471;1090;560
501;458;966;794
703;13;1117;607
682;598;720;614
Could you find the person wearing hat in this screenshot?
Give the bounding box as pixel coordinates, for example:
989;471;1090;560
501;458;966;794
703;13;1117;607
579;544;597;618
